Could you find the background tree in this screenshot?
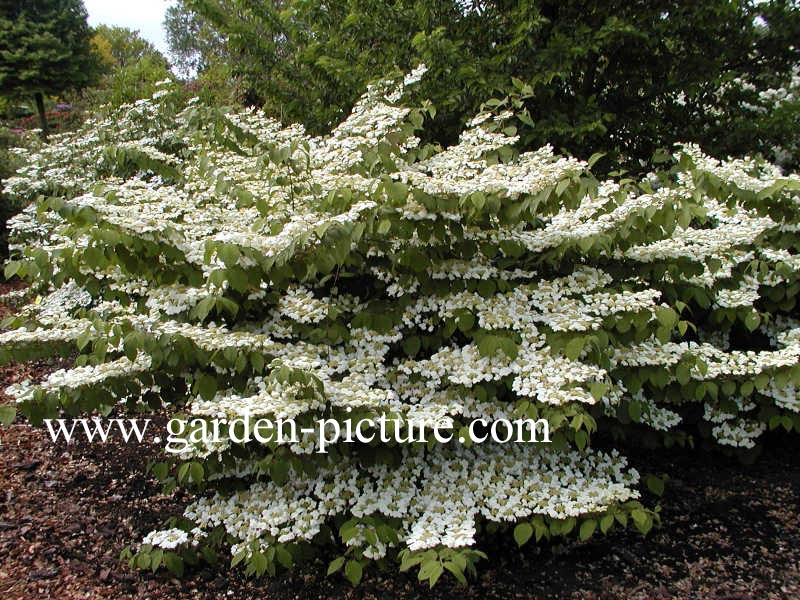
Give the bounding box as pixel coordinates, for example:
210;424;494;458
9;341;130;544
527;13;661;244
0;0;98;139
92;24;166;68
164;3;237;106
164;3;226;77
179;0;800;171
87;25;172;108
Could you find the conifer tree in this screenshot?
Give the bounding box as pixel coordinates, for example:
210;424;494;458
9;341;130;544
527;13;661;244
0;0;98;139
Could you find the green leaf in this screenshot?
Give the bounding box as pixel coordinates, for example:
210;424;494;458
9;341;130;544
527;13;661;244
231;550;248;568
532;518;548;542
0;405;16;426
655;306;678;329
589;382;609;402
399;551;425;572
4;261;20;279
177;462;191;483
428;561;444;588
579;519;596;541
251;551;267;576
628;400;642;423
457;312;475;333
587;152;605;169
676;364;691;385
377;219;392;234
577;236;594;253
196;374;217;401
419;559;444;588
150;548;163;573
270;459;290;485
498;336;518;359
192;296;216;321
677;320;689;336
599;513;614;534
477;335;499;357
744;311;761;332
721;380;736;397
136;552;151;570
276;547;293;568
646;474;665;497
615;511;628;527
477;279;496;298
218;244;240;266
227;267;249;292
631;509;652;534
164;552;184;577
327;556;346;575
514;522;533;547
443;561;468;585
250;353;265;373
189;462;204;483
151;462;169;480
755;373;770;391
344;559;363;585
76;329;93;351
403;336;421;357
565;337;585;361
517;111;534;127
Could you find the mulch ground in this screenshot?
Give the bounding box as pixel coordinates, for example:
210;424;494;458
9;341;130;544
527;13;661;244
1;281;798;600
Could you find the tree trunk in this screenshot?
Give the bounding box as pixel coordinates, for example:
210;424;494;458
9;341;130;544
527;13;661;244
34;92;48;141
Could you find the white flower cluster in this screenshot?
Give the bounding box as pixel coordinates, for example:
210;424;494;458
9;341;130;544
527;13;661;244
141;528;190;550
190;377;325;422
613;334;800;381
711;419;766;449
621;205;775;265
5;353;152;404
175;445;637;557
757;68;800;111
145;285;207;316
634;392;682;431
277;286;329;324
16;281;93;326
0;319;91;348
714;276;760;308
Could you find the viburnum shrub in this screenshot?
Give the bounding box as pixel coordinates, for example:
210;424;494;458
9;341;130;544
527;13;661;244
2;72;800;586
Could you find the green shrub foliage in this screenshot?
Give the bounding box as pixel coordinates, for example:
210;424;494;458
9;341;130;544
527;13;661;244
2;72;800;585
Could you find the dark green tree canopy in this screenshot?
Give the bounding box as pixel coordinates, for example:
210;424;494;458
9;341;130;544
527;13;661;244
177;0;800;169
0;0;98;96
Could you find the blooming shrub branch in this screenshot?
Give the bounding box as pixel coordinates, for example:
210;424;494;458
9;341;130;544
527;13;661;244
2;71;800;585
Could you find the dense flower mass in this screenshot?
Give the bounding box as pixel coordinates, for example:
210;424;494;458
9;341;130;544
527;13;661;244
2;72;800;584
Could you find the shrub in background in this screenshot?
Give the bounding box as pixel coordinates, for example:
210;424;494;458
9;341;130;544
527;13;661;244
174;0;800;171
0;125;41;260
